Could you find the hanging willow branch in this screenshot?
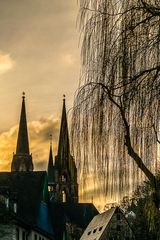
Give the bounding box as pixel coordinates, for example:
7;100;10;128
71;0;160;208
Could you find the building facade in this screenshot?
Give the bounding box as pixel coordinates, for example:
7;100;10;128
47;96;78;204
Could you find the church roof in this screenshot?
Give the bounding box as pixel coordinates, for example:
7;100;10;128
16;93;30;155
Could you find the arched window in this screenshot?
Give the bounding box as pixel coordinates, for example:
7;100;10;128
62;190;66;202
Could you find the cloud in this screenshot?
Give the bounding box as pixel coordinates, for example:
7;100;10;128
0;115;60;172
0;52;15;74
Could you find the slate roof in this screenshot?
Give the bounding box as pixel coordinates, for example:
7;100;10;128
0;171;54;237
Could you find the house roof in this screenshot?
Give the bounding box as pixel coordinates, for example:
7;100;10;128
80;207;122;240
0;171;52;235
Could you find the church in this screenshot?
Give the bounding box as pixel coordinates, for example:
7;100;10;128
0;94;98;240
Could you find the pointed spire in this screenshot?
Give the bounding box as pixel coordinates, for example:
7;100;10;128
11;93;33;172
47;135;55;184
48;134;54;170
57;95;70;169
16;92;30;154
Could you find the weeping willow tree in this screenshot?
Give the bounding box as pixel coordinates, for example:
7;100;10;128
71;0;160;212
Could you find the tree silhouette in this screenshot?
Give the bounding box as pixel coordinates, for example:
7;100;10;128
72;0;160;212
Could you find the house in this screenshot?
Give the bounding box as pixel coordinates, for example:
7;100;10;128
0;171;54;240
80;207;135;240
0;94;54;240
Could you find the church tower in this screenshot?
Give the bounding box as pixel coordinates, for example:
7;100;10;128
47;96;78;203
11;93;33;172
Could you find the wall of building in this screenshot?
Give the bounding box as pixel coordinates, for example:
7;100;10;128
0;224;16;240
0;224;53;240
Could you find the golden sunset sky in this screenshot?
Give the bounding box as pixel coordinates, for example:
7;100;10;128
0;0;80;171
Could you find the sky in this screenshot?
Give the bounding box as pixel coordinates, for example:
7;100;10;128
0;0;80;171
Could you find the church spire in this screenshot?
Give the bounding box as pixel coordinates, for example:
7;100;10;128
47;135;55;185
11;93;33;172
57;95;70;169
16;92;29;154
51;96;78;203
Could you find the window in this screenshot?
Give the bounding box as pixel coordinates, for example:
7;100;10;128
14;202;17;213
22;231;25;240
39;237;41;240
34;234;37;240
93;229;97;233
87;231;91;235
16;228;19;240
99;226;103;231
5;197;9;209
62;190;66;203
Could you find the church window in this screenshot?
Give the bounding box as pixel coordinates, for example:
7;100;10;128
62;190;66;202
48;186;53;192
87;231;91;235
